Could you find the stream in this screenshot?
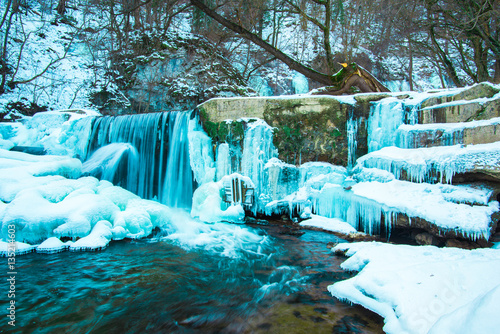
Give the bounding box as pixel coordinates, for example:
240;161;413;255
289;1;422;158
4;222;383;333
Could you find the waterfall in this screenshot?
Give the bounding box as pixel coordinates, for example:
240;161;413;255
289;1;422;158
367;98;405;152
162;111;194;209
84;111;195;208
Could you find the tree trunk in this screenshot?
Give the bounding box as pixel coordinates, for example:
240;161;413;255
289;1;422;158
0;2;16;94
190;0;333;86
408;35;414;91
494;58;500;84
56;0;66;15
428;25;462;87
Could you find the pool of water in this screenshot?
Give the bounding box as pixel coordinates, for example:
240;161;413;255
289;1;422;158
4;222;383;333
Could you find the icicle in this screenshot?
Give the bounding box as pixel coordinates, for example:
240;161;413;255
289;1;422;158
346;115;359;170
241;119;277;214
215;143;231;181
188;112;216;185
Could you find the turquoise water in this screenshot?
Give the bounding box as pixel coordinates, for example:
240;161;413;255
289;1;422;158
4;224;382;333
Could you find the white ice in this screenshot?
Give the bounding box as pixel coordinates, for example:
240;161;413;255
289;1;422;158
36;237;71;254
191;173;250;224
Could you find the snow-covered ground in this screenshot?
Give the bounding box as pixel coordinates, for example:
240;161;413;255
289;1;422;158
329;242;500;334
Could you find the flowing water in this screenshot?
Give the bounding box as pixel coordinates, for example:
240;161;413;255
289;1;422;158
6;223;383;334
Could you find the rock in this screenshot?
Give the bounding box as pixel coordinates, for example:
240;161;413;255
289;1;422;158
445;239;480;250
421;82;500;109
354;93;390;104
199;95;363;166
415;232;440;246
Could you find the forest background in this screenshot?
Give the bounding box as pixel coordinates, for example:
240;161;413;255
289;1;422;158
0;0;498;117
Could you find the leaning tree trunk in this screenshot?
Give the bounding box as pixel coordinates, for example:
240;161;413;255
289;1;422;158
312;63;390;95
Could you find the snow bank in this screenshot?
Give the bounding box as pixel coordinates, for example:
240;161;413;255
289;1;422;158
329;242;500;334
429;284;500;334
0;241;36;256
36;237;70;254
299;214;357;235
247;149;496;240
350;180;497;240
0;110;96;158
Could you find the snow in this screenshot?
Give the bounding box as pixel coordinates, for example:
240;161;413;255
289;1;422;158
36;237;69;254
0;4;110;115
358;142;500;183
0;240;36;256
0;148;270;258
329;242;500;334
0;110;97;157
258;153;496;240
299;214;357;235
428;284;500;334
350;180;497;240
397;116;500;149
70;220;113;251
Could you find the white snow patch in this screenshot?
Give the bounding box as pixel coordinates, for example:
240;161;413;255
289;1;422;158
36;237;69;254
300;214;357;235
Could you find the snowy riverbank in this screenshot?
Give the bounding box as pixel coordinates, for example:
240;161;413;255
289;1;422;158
329;242;500;334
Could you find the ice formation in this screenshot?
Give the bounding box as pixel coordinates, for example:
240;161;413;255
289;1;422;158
1;83;498;253
358;142;500;184
367;98;405;152
36;237;72;254
0;110;98;157
0;148;270;257
190;174;250;224
299;214;357;235
346;116;360;169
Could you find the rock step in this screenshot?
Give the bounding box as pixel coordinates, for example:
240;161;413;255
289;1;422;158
396;117;500;149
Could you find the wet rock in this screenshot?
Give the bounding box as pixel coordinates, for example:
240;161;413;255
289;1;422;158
445;239;480;249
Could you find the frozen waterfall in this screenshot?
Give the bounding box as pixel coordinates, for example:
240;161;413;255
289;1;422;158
84;111;195;208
